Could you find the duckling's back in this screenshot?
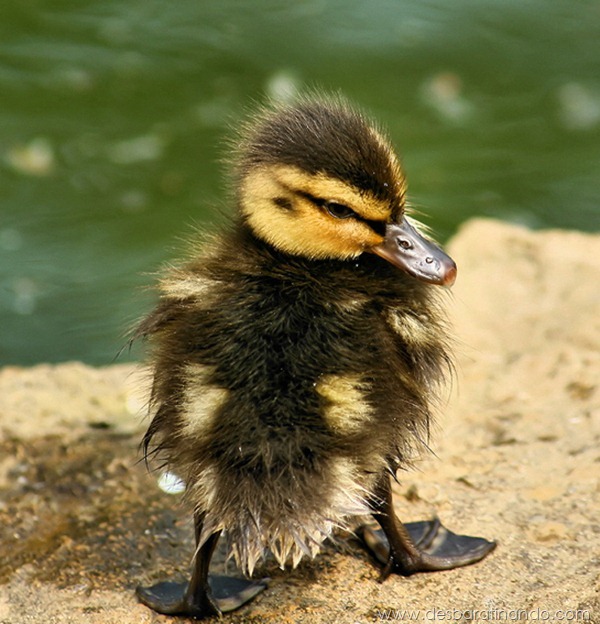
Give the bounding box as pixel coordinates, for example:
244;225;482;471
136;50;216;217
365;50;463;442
139;225;451;575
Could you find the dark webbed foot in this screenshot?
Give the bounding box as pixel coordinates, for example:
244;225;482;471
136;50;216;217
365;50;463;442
136;575;268;618
359;475;496;578
137;518;267;619
359;518;496;577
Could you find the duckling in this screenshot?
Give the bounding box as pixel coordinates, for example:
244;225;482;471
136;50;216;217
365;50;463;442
134;95;495;619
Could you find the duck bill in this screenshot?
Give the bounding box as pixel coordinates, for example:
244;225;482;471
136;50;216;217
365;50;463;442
372;218;457;286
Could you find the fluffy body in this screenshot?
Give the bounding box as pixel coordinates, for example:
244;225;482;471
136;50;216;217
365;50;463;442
138;96;453;576
139;227;451;574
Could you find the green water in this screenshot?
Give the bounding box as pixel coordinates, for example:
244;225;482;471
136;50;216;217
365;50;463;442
1;0;599;365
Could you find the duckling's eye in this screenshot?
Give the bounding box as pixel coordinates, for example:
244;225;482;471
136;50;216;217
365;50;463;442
324;201;355;219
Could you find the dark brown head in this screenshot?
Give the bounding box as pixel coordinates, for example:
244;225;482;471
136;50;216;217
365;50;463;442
234;95;456;286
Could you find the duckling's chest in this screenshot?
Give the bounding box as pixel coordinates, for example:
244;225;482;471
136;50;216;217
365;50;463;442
154;262;445;479
173;267;430;436
188;276;382;396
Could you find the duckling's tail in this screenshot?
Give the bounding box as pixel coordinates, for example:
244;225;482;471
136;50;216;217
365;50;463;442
186;456;373;576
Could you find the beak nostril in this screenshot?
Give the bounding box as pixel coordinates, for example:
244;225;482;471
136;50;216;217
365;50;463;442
375;220;456;286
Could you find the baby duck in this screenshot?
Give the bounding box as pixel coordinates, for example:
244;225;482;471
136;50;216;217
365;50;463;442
135;95;495;618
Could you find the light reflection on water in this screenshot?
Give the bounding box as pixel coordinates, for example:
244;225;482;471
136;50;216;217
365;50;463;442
0;0;598;365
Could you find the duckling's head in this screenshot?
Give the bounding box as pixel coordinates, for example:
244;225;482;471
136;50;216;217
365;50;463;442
235;96;456;286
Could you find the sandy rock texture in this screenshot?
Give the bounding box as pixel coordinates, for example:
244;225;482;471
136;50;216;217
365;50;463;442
0;219;598;624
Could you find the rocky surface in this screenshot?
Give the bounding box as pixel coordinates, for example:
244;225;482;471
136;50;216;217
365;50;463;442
0;219;598;624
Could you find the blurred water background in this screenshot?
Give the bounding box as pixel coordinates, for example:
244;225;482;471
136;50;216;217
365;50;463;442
1;0;599;365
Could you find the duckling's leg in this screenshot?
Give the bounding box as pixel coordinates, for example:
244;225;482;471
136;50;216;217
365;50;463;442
136;513;268;618
359;475;496;578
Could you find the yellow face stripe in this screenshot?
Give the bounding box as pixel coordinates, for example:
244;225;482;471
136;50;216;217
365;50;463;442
269;165;393;221
240;166;387;260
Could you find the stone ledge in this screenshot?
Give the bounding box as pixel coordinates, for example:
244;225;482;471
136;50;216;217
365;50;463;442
1;219;598;623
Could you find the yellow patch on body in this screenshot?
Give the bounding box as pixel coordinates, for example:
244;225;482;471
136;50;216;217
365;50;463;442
316;374;373;433
386;309;433;346
328;456;374;514
159;270;217;301
179;363;228;439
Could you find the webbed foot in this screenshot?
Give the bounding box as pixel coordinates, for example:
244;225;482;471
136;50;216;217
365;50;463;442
136;575;268;618
360;475;496;579
359;517;496;577
137;520;268;619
